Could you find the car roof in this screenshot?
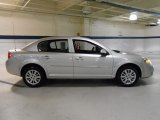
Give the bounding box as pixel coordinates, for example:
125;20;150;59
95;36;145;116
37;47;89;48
41;36;91;41
39;36;107;50
40;36;101;45
23;36;111;52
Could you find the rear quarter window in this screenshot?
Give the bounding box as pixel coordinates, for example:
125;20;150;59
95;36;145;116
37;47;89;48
37;39;69;53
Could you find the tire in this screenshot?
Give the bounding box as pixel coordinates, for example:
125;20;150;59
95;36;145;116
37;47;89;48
22;66;45;87
117;66;139;87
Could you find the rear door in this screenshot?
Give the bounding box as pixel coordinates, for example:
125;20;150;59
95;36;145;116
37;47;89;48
37;39;73;78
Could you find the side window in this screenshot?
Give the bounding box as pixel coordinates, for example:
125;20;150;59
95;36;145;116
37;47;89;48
55;41;68;51
50;42;56;49
73;40;102;54
38;39;69;53
38;41;49;52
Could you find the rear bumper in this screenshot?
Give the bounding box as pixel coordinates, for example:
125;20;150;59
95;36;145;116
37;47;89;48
6;59;20;76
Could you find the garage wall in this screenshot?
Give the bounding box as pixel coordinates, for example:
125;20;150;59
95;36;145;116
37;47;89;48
0;10;147;37
0;10;160;65
0;11;83;36
0;10;83;65
94;38;160;52
84;18;160;53
88;19;145;36
144;25;160;36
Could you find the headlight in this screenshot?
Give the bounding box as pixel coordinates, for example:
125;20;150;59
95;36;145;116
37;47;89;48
144;58;152;65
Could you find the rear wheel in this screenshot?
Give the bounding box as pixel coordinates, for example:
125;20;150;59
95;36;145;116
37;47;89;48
22;66;45;87
117;66;139;87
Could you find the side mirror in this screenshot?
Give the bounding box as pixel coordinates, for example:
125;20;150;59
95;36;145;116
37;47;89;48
100;49;108;56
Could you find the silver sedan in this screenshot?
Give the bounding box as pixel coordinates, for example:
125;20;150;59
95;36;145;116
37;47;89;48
6;37;154;87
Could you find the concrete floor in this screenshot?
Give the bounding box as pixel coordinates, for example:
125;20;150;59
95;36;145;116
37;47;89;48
0;53;160;120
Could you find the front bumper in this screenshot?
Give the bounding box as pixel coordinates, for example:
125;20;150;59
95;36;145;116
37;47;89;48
141;63;154;78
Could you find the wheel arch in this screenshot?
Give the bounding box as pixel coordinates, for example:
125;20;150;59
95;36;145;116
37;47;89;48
116;63;142;78
20;63;47;78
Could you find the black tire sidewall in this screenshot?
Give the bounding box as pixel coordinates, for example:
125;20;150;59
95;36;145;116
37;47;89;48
117;66;139;87
22;67;45;87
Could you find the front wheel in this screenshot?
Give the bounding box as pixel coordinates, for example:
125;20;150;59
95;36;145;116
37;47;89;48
22;67;45;87
117;66;139;87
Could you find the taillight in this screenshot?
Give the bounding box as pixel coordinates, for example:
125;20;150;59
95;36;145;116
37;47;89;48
8;52;12;59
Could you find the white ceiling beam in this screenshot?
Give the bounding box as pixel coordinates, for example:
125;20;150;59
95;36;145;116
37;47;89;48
57;0;84;11
90;0;136;16
0;2;20;7
21;0;31;10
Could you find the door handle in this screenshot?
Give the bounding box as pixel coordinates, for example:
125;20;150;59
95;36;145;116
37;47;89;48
75;57;84;60
43;56;50;59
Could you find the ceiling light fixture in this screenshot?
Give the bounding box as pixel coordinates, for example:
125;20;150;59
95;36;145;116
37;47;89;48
82;1;92;15
157;19;160;24
129;13;137;21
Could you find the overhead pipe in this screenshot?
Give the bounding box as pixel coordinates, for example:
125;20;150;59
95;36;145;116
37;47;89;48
90;0;160;16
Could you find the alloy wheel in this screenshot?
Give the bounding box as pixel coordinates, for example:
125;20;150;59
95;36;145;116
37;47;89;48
120;69;137;85
25;70;41;85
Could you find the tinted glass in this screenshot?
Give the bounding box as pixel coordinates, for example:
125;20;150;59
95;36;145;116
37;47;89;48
37;41;49;52
38;39;68;53
73;40;102;54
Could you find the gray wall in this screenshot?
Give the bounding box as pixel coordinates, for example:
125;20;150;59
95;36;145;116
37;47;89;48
95;38;160;52
0;10;159;65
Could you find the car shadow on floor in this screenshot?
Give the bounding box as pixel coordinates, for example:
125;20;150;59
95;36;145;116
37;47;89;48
12;79;118;88
7;78;155;97
0;77;155;89
7;78;154;88
0;80;25;87
44;79;118;87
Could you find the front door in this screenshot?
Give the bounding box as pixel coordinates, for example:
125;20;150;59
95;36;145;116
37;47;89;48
73;40;113;78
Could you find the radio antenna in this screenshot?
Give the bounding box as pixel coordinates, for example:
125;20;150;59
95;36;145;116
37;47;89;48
12;18;17;51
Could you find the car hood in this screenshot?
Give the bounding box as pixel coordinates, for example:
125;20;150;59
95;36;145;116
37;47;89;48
113;50;142;58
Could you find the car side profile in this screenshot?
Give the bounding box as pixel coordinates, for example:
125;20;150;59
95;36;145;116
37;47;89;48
6;37;154;87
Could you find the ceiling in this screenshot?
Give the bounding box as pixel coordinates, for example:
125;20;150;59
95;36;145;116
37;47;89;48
0;0;160;25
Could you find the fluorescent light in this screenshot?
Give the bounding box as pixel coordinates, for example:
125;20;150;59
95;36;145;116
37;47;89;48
129;13;137;21
157;19;160;24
